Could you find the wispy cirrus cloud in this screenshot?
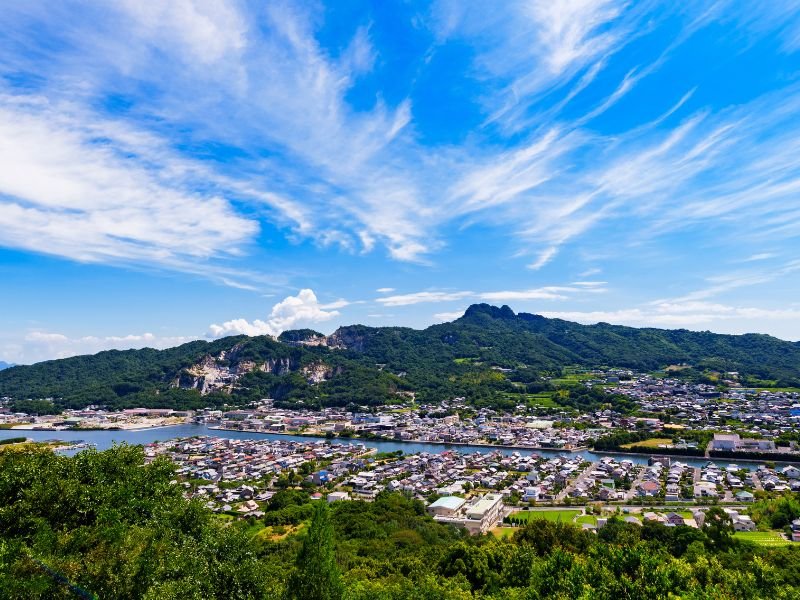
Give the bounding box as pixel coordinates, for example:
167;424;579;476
376;284;608;306
0;95;262;283
375;291;475;307
1;0;799;291
541;301;800;340
0;0;430;266
432;0;641;130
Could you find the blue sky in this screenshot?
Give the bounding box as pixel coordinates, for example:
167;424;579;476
1;1;800;364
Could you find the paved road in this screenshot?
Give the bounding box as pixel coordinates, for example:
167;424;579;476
751;472;763;491
625;465;648;500
556;462;597;503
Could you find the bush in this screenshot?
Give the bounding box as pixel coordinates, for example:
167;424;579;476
0;437;26;445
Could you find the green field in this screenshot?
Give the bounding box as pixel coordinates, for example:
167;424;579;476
500;392;558;408
491;527;517;539
734;531;792;546
453;357;479;364
509;510;580;523
576;514;645;526
620;437;674;449
549;373;594;386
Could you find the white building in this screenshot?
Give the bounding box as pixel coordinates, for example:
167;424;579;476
428;493;504;534
464;493;504;534
427;496;466;518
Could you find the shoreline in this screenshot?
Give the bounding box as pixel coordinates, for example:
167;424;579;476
11;422;189;433
206;426;588;453
595;448;800;466
594;449;708;461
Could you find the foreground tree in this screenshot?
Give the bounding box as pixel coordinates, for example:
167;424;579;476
285;502;343;600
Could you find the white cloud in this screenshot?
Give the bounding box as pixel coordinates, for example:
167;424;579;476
377;284;608;306
742;252;777;262
433;0;636;130
541;300;800;340
376;287;395;293
208;289;340;337
8;331;194;364
0;95;259;277
319;299;352;310
0;1;432;266
5;288;344;362
477;289;567;302
1;0;800;285
666;260;800;304
120;0;248;65
433;310;467;322
528;247;559;270
375;291;474;307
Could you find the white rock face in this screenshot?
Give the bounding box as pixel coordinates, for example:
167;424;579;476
172;346;333;395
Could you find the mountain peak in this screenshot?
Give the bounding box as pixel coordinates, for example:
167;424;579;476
463;303;516;320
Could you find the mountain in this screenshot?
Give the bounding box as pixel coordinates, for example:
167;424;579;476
0;361;13;371
1;304;798;412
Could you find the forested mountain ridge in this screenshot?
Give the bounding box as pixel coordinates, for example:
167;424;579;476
1;303;798;412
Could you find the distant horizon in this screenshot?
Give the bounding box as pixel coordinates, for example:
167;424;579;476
1;2;799;364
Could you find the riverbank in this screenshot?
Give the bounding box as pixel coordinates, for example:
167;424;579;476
3;425;797;470
596;447;800;466
207;426;588;454
594;449;707;462
10;421;190;432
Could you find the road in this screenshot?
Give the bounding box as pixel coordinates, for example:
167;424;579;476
625;465;648;500
556;462;597;503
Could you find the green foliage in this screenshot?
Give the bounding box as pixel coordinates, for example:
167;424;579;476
593;430;654;450
0;445;280;599
9;399;60;415
285;502;343;600
3;446;800;598
749;494;800;529
263;490;314;526
593;430;708;455
0;437;26;445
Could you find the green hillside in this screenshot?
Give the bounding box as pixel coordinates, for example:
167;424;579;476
1;303;798;412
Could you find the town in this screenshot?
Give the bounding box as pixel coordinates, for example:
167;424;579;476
139;433;800;543
4;368;800;456
4;367;800;547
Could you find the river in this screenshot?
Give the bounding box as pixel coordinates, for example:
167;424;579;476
1;423;776;469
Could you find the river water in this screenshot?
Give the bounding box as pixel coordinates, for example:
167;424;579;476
0;423;774;469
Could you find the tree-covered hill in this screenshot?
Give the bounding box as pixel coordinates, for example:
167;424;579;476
1;303;799;411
